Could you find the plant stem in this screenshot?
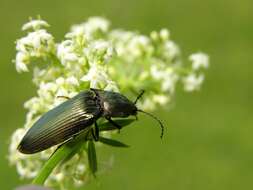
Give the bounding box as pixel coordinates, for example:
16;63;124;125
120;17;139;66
32;131;88;185
32;144;73;185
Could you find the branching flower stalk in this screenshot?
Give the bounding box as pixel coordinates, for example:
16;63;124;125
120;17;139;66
9;16;209;189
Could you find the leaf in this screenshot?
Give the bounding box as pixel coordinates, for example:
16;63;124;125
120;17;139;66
87;140;97;176
99;136;129;148
99;119;135;131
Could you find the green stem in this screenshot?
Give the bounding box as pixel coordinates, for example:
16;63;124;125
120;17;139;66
32;131;88;185
32;144;73;185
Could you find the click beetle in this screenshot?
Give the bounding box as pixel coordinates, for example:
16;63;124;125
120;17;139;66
18;88;164;154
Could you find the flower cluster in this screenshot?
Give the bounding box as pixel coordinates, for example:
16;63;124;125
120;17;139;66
9;17;209;189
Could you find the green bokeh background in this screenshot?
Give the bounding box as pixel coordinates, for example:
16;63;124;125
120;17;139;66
1;0;253;189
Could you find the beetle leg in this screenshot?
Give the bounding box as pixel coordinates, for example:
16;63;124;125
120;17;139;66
106;117;122;133
56;96;70;100
95;121;100;140
91;122;99;141
91;128;99;141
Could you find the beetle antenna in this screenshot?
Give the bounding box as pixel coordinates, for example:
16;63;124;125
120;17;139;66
137;109;164;139
134;90;145;104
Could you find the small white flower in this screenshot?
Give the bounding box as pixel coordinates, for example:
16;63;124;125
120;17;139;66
138;97;155;111
69;17;110;40
9;128;27;163
104;80;119;92
84;40;114;64
161;70;178;93
15;52;29;72
183;74;205;92
22;19;49;31
152;94;170;105
57;40;78;65
38;82;57;100
55;88;69;98
150;31;159;41
40;82;58;92
164;41;180;61
84;17;110;34
127;35;153;58
66;76;79;86
151;64;178;93
16;29;55;64
189;52;209;70
150;64;165;80
54;173;64;182
81;64;109;88
160;29;170;41
68;24;85;37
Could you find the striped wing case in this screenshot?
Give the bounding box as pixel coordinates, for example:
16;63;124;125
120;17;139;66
18;90;101;154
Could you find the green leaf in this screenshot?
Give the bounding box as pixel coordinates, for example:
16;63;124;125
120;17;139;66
99;119;135;131
87;140;97;176
99;136;129;148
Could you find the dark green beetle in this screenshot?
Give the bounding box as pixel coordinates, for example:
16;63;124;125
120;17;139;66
18;88;164;154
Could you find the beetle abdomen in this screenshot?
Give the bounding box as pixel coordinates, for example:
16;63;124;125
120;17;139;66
18;90;101;154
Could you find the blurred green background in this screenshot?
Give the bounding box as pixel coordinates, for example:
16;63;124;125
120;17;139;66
1;0;253;189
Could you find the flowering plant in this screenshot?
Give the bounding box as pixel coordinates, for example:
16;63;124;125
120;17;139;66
9;16;209;189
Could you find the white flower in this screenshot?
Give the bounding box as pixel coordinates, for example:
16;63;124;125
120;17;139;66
84;40;115;64
70;17;110;40
104;80;119;92
17;30;54;53
57;40;78;65
9;128;27;163
138;97;155;111
83;17;110;34
160;29;170;41
22;19;49;31
66;76;79;86
152;94;170;105
15;29;55;73
127;35;153;58
161;69;179;93
150;64;165;80
163;41;180;61
81;64;109;88
54;173;64;182
189;52;209;70
151;64;178;93
16;161;38;178
15;52;29;72
183;74;205;92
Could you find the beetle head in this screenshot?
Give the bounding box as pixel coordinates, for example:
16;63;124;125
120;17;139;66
98;89;164;139
98;90;137;118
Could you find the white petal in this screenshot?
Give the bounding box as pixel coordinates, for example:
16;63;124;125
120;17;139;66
183;74;205;92
189;53;209;70
22;19;49;31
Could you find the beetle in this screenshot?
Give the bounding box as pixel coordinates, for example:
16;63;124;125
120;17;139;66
18;88;164;154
